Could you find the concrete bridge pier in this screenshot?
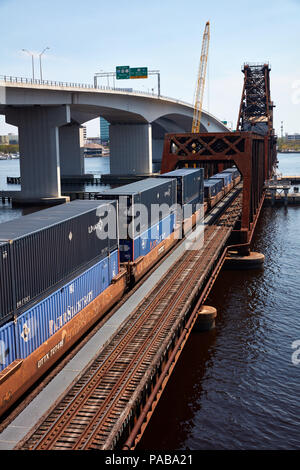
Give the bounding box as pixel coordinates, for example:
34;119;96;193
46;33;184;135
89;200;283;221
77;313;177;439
59;122;85;177
6;105;71;205
109;123;152;175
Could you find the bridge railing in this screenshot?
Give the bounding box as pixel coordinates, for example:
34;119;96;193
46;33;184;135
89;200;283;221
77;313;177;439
0;74;195;109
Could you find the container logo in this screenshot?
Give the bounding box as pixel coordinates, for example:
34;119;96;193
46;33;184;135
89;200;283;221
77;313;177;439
2;250;7;260
20;322;31;343
88;219;103;234
68;232;73;241
17;296;31;309
48;291;93;336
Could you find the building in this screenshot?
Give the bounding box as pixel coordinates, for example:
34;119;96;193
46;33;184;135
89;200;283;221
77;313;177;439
85;137;101;145
79;126;86;147
81;126;87;140
84;143;103;156
8;133;18;144
100;117;110;144
285;133;300;142
0;135;9;144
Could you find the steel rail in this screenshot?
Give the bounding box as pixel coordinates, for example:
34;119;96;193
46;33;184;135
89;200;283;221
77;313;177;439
88;228;224;450
123;237;231;450
71;244;204;450
123;200;243;449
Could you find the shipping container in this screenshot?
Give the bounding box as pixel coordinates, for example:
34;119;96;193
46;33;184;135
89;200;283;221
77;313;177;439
159;168;204;206
97;178;177;239
109;250;119;281
0;200;118;314
119;213;177;262
221;167;241;179
119;237;140;263
182;196;204;220
161;212;176;240
210;172;232;186
0;321;16;372
0;242;14;324
15;254;113;359
204;179;224;198
139;222;160;258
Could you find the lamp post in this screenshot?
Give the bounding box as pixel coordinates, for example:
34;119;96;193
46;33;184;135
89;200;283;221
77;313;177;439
39;47;49;81
22;49;35;80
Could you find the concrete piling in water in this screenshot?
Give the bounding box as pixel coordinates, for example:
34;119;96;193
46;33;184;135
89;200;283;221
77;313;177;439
194;306;217;332
224;251;265;270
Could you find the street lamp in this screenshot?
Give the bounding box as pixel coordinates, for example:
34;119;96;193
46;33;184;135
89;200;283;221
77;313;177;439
22;49;35;80
39;47;49;81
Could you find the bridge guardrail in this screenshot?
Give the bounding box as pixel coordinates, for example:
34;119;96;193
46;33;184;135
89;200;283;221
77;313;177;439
0;74;196;110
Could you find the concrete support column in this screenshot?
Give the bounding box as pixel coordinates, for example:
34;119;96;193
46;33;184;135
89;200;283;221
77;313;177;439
109;123;152;175
152;139;164;164
6;105;71;202
59;123;84;177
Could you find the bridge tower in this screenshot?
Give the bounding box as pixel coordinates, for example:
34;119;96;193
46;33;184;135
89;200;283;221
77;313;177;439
236;63;277;179
160;62;278;252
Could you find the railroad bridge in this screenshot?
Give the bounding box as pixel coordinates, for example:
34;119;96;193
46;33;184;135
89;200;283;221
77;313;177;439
0;64;277;450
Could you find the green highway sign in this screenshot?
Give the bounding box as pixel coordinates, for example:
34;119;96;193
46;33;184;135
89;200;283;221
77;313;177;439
130;67;148;79
116;66;130;80
116;65;148;80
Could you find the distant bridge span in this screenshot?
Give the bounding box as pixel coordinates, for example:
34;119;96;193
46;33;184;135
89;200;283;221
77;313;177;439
0;77;228;202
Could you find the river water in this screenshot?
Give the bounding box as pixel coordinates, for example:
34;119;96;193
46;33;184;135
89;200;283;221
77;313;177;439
0;154;299;450
139;153;300;450
0;157;110;223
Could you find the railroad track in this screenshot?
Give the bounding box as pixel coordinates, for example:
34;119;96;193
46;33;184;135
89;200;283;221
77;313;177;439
17;224;230;451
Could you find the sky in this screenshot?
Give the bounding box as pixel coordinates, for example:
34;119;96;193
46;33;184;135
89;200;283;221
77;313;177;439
0;0;299;137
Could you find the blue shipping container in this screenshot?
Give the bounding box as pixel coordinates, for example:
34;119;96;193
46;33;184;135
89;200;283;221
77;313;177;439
15;253;117;359
0;321;16;372
210;172;232;186
120;213;176;262
204;179;224;198
222;167;241;179
109;250;119;281
139;223;160;258
160;168;204;206
119;237;140;263
140;212;176;257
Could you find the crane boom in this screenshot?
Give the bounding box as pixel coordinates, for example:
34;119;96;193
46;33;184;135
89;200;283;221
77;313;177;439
192;21;210;133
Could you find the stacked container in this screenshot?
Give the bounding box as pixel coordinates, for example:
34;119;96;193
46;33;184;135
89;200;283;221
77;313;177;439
204;178;224;198
97;178;177;262
0;200;118;318
0;321;16;372
15;253;119;360
221;167;241;180
0;242;14;325
159;168;204;205
210;172;232;187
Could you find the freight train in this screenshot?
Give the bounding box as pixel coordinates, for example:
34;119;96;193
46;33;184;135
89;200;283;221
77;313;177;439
0;166;240;417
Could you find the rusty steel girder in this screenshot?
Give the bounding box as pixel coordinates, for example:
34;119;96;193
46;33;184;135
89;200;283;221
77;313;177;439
161;131;266;247
237;63;277;180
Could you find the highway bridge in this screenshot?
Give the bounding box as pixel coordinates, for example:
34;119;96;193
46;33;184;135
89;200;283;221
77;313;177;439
0;76;228;204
